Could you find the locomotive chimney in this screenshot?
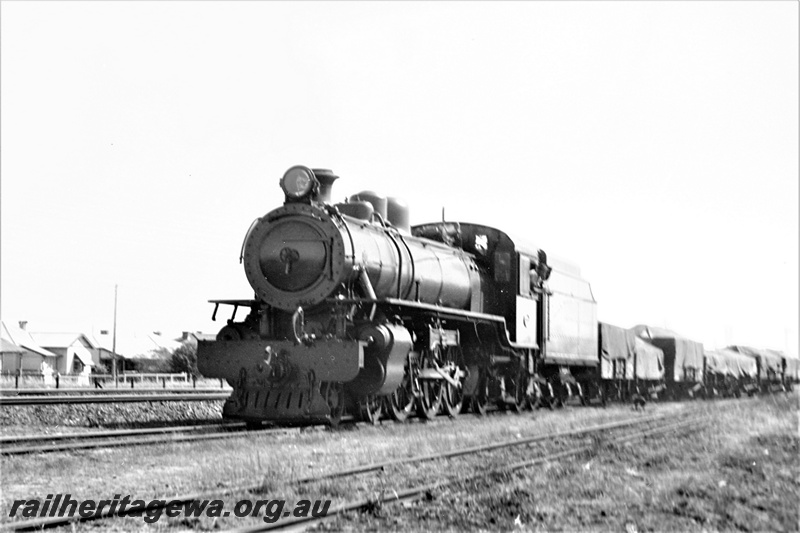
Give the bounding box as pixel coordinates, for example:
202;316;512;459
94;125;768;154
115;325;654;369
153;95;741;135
312;169;339;204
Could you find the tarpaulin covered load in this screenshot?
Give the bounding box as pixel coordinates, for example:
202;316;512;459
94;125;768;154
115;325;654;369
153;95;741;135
728;345;783;380
763;349;799;382
704;348;758;378
783;354;800;381
598;323;664;381
704;349;729;376
631;325;704;383
724;348;759;378
633;337;664;380
598;322;635;380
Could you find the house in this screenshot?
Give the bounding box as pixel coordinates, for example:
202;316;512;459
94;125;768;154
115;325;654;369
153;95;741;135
29;332;96;383
87;333;133;374
179;331;217;348
0;321;57;383
89;331;183;373
124;332;184;372
0;338;24;374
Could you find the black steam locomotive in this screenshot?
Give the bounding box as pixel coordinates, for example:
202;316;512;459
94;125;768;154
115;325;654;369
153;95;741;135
197;166;794;425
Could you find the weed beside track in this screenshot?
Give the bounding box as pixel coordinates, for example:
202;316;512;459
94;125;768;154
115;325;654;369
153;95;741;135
323;393;799;532
2;395;795;531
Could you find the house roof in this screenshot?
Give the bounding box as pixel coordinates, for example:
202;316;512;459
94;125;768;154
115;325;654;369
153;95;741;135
3;323;205;362
71;350;95;366
28;333;97;367
91;332;183;360
0;322;57;358
29;332;95;350
1;338;25;354
130;333;183;360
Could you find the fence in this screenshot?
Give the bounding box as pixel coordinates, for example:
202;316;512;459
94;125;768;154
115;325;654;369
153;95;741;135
0;371;227;390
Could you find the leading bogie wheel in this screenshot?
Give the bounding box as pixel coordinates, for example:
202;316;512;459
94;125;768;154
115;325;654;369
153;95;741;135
323;382;344;427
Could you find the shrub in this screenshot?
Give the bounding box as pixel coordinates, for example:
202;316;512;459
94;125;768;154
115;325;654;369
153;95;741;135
170;343;199;377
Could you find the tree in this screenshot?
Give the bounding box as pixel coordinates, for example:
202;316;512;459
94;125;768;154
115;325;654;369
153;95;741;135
170;342;199;377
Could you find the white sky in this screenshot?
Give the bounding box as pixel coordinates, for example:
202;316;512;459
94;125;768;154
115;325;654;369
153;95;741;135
1;1;797;355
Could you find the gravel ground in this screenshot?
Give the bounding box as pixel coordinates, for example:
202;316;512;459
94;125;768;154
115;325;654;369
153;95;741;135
321;392;800;532
3;395;795;532
0;400;226;435
1;399;688;531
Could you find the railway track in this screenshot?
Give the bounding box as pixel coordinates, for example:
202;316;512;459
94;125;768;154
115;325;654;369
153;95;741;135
0;422;276;455
0;392;230;406
1;387;229;396
5;409;704;531
233;412;706;531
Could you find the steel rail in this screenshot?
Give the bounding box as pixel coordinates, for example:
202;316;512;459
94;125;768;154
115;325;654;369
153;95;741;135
0;425;298;456
1;388;230;396
0;392;229;405
0;423;243;446
0;423;249;454
230;414;705;532
290;411;674;485
4;411;685;531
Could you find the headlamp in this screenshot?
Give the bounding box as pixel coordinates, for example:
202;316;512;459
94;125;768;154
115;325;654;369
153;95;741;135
280;166;318;200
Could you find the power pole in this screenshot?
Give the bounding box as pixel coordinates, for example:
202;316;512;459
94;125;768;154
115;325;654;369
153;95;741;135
112;284;118;386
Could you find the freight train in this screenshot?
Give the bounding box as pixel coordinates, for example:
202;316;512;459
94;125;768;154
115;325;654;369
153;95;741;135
197;166;798;426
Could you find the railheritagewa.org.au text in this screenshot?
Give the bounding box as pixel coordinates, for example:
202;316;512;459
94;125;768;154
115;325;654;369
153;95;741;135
8;494;331;524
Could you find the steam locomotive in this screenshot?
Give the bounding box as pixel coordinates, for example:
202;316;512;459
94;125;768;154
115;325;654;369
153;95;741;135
197;166;795;425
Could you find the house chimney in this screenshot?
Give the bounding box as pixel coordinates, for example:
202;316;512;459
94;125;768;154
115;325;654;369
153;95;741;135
18;321;27;331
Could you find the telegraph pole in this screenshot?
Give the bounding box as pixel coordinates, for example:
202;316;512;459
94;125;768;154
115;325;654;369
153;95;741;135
112;284;118;386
